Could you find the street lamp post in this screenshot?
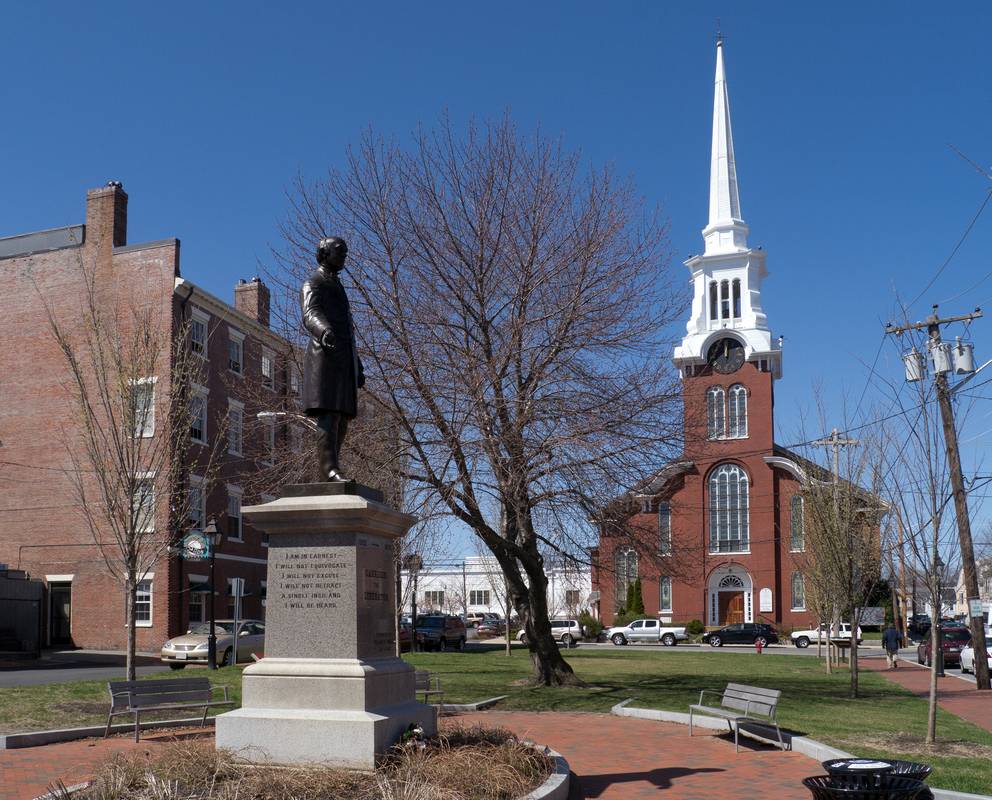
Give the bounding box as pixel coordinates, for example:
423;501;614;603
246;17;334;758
203;518;221;670
404;553;423;652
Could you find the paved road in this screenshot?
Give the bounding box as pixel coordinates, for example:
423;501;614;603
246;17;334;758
577;640;890;657
0;650;168;688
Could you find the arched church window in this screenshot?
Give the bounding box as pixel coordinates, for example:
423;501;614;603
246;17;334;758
614;547;638;605
718;574;744;589
732;279;742;319
790;495;805;551
791;572;806;610
706;386;725;439
658;503;672;555
720;280;730;319
728;384;747;438
709;281;718;322
709;463;749;553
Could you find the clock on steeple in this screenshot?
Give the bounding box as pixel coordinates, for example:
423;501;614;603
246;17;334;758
707;338;745;374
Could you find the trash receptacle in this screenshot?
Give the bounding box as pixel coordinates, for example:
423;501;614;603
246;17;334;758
802;774;927;800
821;758;932;794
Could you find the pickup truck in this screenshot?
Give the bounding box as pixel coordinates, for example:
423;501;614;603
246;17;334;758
606;618;688;646
790;623;862;648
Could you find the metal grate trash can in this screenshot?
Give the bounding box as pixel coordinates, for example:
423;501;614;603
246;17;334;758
821;758;933;798
802;775;927;800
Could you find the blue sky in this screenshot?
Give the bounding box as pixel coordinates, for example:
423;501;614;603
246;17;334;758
4;3;992;549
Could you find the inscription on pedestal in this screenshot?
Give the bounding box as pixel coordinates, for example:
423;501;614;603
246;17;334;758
264;531;396;660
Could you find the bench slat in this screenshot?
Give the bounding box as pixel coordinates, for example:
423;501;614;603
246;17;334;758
109;679;211;692
726;683;780;699
129;691;214;708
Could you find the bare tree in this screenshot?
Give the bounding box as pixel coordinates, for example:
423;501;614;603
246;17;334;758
267;115;684;684
792;438;886;697
39;258;223;680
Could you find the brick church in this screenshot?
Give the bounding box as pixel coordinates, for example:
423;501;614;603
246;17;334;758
592;41;817;631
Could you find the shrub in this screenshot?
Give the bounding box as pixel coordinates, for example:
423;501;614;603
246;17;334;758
578;610;602;639
685;619;705;635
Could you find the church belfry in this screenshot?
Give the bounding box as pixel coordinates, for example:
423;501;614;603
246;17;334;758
673;39;782;380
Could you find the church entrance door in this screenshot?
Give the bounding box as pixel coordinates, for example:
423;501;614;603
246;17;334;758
719;592;744;625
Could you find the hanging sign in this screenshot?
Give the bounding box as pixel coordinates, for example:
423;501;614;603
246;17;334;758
181;531;210;561
969;598;985;619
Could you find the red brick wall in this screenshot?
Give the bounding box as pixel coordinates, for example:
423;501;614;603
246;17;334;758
0;186;278;651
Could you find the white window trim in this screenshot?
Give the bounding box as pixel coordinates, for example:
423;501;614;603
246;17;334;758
228;328;246;376
133;472;156;533
226;484;244;542
128;376;158;439
659;576;673;613
191;383;209;444
190;307;210;360
791;573;807;611
261;348;275;390
134;575;154;628
227;399;244;456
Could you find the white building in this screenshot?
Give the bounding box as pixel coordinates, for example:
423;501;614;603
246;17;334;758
400;556;592;619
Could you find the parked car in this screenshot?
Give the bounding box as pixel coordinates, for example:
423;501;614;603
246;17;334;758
908;614;931;636
790;623;862;648
605;618;687;646
517;619;582;646
161;619;265;668
399;621;413;652
916;627;971;667
476;619;507;638
960;642;992;674
702;623;779;647
414;615;467;651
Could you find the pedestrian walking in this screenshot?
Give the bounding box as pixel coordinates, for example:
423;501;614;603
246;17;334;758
882;623;901;669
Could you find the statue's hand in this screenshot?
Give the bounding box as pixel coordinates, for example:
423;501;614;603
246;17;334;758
320;330;337;352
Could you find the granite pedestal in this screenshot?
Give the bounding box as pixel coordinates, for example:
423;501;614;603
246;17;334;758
214;483;436;769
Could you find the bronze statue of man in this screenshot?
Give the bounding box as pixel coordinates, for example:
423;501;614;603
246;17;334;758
301;237;365;481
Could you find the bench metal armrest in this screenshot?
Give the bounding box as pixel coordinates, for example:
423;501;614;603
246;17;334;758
211;685;230;702
697;689;720;705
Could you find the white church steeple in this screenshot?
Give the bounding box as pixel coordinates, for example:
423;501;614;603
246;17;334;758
703;39;749;255
673;39;782;379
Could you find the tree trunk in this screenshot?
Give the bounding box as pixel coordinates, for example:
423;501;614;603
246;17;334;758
849;613;860;699
926;618;938;744
125;575;137;682
514;551;580;686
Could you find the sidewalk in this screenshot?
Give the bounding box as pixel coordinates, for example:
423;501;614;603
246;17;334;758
861;657;992;734
0;712;823;800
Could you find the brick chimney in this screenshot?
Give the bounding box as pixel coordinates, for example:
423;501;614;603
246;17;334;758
234;277;270;327
85;181;128;249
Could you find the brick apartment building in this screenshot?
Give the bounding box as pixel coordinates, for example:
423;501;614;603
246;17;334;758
0;182;297;652
591;41;819;632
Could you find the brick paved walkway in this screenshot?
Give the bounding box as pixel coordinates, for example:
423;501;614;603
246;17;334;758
861;657;992;735
0;713;822;800
0;729;213;800
453;711;820;799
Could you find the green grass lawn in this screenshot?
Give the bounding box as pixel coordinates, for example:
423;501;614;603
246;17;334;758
1;649;989;793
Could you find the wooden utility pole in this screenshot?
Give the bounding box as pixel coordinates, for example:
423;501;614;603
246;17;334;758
886;306;990;690
897;508;909;646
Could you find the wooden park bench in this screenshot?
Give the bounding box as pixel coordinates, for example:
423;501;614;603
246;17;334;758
106;677;234;742
414;669;444;705
688;682;784;752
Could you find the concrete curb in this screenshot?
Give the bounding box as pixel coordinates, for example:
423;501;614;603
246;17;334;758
438;695;509;714
32;781;92;800
1;716;215;749
522;745;570;800
610;699;992;800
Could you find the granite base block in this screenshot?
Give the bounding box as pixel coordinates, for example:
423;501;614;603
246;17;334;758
215;702;437;770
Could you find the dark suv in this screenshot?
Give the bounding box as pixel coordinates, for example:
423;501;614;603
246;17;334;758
414;615;467;651
702;622;779;647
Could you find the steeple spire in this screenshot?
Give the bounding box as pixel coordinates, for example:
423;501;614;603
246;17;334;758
703;39;749;255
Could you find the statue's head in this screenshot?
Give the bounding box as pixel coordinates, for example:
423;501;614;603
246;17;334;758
317;237;348;272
